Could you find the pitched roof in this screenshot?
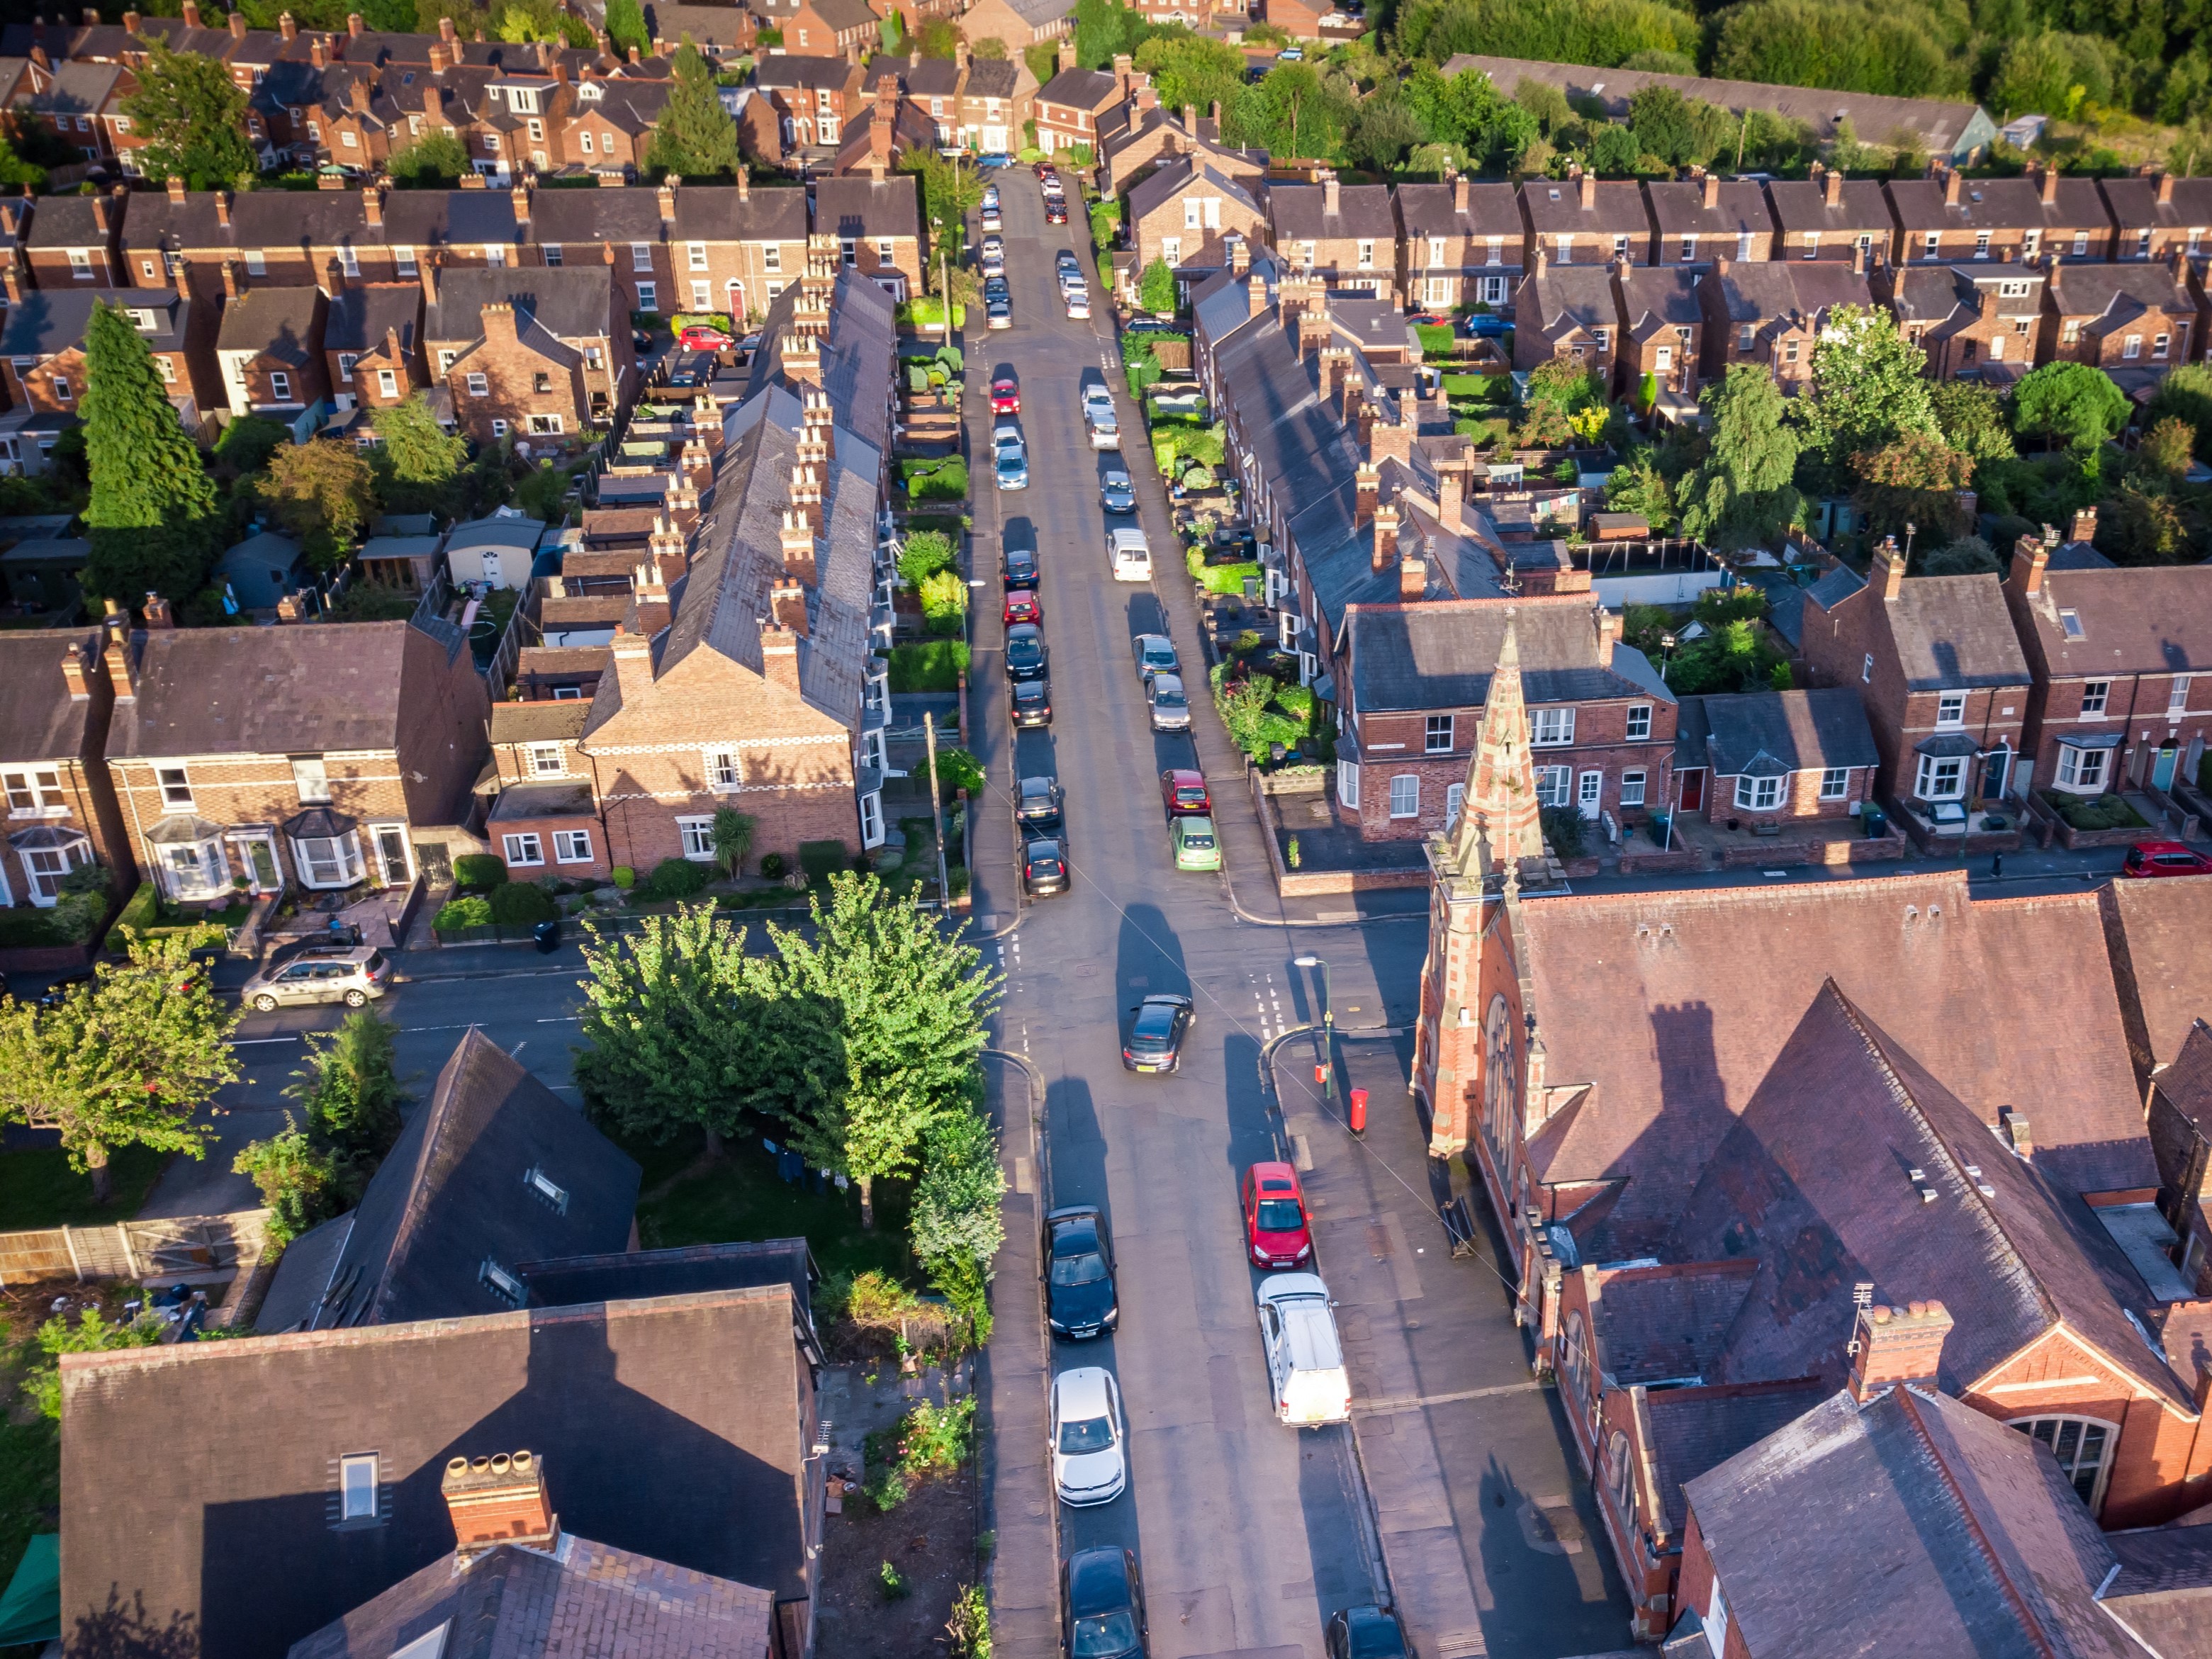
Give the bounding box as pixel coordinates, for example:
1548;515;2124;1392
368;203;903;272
520;1238;815;1325
2100;1519;2212;1658
1643;1378;1829;1536
1682;687;1876;776
1763;172;1894;235
2100;879;2212;1075
1616;262;1702;334
1520;175;1652;238
811;169;920;240
1038;66;1116;108
1524;263;1618;338
20;191;113;250
671;181;809;243
322;281;420;354
963;57;1021;99
254;1029;639;1332
1267;179;1398;243
1704;259;1873;328
60;1286;816;1659
1393;179;1526;243
0;629;99;764
1347;600;1668;713
216;283;324;361
2100;173;2212;232
1887;171;2111;233
1517;875;2157;1259
0;287;191;358
2014;561;2212;675
1127;156;1261;225
1807;568;2031;690
1883;263;2047;334
425;265;616;343
1644;179;1774;240
1685;1385;2149;1658
2045;258;2195;323
751;50;857;90
1585;1259;1758;1385
522;182;666;244
286;1534;776;1659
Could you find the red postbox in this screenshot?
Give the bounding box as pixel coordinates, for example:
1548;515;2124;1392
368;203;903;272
1349;1088;1368;1135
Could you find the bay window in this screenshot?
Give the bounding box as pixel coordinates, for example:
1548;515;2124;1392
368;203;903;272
285;806;364;889
2055;740;2112;794
1913;753;1966;800
1734;773;1784;811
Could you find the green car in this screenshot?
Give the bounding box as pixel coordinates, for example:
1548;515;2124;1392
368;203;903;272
1171;815;1221;871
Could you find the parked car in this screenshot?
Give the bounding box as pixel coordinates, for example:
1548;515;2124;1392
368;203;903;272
1056;249;1080;275
1006;622;1048;680
1101;468;1135;513
983;203;1003;232
1278;43;1303;57
1050;1366;1128;1506
1024;836;1069;897
678;323;734;352
1065;286;1091;319
1044;1205;1118;1338
240;945;392;1013
1082;383;1115;422
1016;774;1065;833
981;242;1006;276
1123;317;1179;336
1242;1161;1313;1269
1160;768;1210;815
1004;590;1042;626
987;297;1012;330
1089;406;1121;450
1108;525;1151;580
1169;814;1218;870
1133;633;1178;682
2122;840;2212;877
991;373;1021;412
1062;1548;1147;1659
996;446;1030;490
1122;991;1194;1073
1011;677;1053;727
984;274;1011;302
1004;544;1040;590
664;352;713;388
1046;200;1068;224
1255;1273;1350;1426
977;150;1013;169
1147;671;1190;731
1461;313;1512;339
982;183;1001;210
1325;1605;1410;1659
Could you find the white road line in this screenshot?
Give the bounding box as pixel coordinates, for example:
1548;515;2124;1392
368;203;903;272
232;1035;301;1045
510;1041;528;1058
537;1016;580;1023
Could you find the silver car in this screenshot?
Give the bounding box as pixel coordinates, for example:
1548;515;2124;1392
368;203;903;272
241;945;392;1013
1133;633;1178;682
1147;672;1191;732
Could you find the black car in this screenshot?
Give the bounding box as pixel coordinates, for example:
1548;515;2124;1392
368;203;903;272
1121;993;1194;1073
1044;1205;1118;1338
984;274;1011;303
1046;201;1068;224
1062;1546;1146;1659
665;351;713;388
1011;677;1053;727
1023;836;1069;898
1325;1604;1410;1659
1016;775;1065;833
1005;622;1048;680
35;967;96;1010
1004;544;1040;590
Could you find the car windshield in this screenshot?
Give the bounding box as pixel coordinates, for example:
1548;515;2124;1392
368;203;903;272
1155;685;1186;708
1345;1612;1408;1657
1181;831;1213;849
1071;1613;1137;1658
1031;856;1062;876
1009;638;1042;665
364;950;386;972
1059;1414;1115;1453
1256;1198;1303;1232
1175;787;1206;806
1145;645;1174;667
1051;1249;1106;1286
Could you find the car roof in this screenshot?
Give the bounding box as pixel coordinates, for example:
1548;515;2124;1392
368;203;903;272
1164;767;1204;786
1014;677;1047;694
1140;991;1194;1008
1152;673;1184;692
1179;815;1215;831
1020;775;1057;794
1026;837;1062;857
1066;1547;1132;1613
1008;622;1042;640
1052;1366;1114;1415
2135;840;2194;855
1249;1160;1300;1192
1006;545;1035;561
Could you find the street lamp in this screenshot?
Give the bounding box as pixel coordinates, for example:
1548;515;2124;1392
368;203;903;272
1293;954;1331;1101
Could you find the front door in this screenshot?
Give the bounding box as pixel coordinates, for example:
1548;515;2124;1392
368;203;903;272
372;826;412;887
1679;769;1705;814
233;832;281;892
1578;770;1603;820
2154;745;2179;792
1981;748;2011;802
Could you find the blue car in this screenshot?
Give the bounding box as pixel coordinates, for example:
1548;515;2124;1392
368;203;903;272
977;151;1012;169
1462;313;1513;339
996;449;1030;490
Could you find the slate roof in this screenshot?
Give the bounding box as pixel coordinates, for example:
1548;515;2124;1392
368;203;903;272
1128;157;1262;227
1883;264;2047;336
1004;0;1078;24
671;181;809;243
286;1533;777;1659
109;619;465;758
963;57;1021;99
1763;171;1894;237
322;281;420;354
1805;568;2031;690
1585;1260;1758;1385
0;287;189;358
645;1;755;45
2099;880;2212;1075
18;193;113;253
1704;260;1873;331
61;1286;818;1659
2101;1518;2212;1658
0;630;99;764
254;1029;639;1332
1267;180;1398;244
1393;180;1527;244
811;169;920;240
1520;175;1652;239
488;701;593;744
1517;874;2157;1261
216;284;323;363
1887;171;2111;234
1347;600;1671;714
1524;263;1618;339
1038;66;1117;108
521;1238;815;1329
2014;561;2212;675
752;52;858;91
522;184;666;244
425;265;616;343
1616;262;1702;337
2046;259;2196;323
2100;173;2212;235
1643;1378;1829;1537
1680;687;1876;777
1686;1385;2150;1658
1644;179;1774;241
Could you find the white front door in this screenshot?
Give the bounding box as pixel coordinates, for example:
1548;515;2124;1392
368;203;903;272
1578;770;1603;819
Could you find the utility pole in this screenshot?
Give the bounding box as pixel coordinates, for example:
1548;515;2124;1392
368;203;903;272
924;709;949;908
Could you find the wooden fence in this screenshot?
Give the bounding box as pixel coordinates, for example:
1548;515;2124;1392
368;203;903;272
0;1209;270;1288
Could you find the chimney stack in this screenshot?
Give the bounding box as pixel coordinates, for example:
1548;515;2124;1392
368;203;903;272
101;617;133;698
1323;171;1340;219
1370;497;1397;569
3;261;21;308
428;40;447;70
1595;600;1619;666
2040;161;2058;206
1355;460;1379;536
1398;551;1425;600
215;189;230;227
442;1452;558;1557
780;508;818;585
221;259;241;300
481;301;517;344
1454;173;1469;215
279;9;297;38
142;592;175;629
348;10;363;33
439;12;456;40
325;254;346;295
2070;505;2097;545
511;183;529;222
769;578;809;634
1846;1300;1953;1402
1439;468;1465;533
173;253;191;301
1875;533;1906;600
1579;170;1595;210
736;165;749;201
2159;168;2177;206
1701;171;1719;211
167;174;186;204
1977;281;1997;321
2011;529;2054;598
758;619;802;694
229;9;245;37
1852;238;1866;276
420;252;438;311
181;0;201;25
1943;166;1960;208
60;640;89;699
1057;35;1075;72
308;33;326;67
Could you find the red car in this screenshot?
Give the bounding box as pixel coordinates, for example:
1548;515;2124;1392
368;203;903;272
991;374;1021;413
1004;590;1042;626
678;323;734;352
1034;160;1057;180
1160;768;1210;816
2122;840;2212;877
1242;1162;1312;1270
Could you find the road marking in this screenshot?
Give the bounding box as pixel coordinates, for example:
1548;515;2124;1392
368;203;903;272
232;1035;302;1045
537;1015;580;1023
510;1041;528;1058
1351;1380;1546;1415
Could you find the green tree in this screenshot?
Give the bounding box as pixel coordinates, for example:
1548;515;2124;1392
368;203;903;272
1851;431;1976;541
1926;379;2017;463
2146;361;2212;456
972;33;1009;57
21;1307;161;1420
604;0;650;57
1678;364;1803;550
2012;361;2130;453
288;1011;403;1164
902;147;982;266
910;1105;1005;1270
2137;415;2197;478
1228;61;1355;161
387;128;471;187
1989;30;2113;119
81;301;218;605
1349;99;1427;170
1134;34;1247;119
763;874;999;1226
1139;257;1177;314
123;41;255;189
0;935;241;1203
712;806;755;877
917;16;960;55
647;44;741;179
1627;83;1695;164
233;1115;344;1245
2103;482;2195;564
934;746;986;795
260;438;377;570
371;393;471;512
897;527;958;588
1603;449;1679;532
1922;535;2000;575
1795;302;1936;477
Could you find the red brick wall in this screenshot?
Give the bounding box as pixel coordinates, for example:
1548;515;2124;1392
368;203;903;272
1704;762;1869;820
2021;671;2212;797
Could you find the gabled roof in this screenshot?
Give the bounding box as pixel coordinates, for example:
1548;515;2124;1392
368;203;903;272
1643;1378;1829;1538
1764;171;1894;234
522;183;666;244
1523;262;1617;338
0;286;189;358
322;281;420;354
2045;257;2196;323
2013;560;2212;675
1887;171;2111;232
1705;259;1872;327
1686;1385;2150;1658
1807;568;2031;690
216;283;324;362
812;169;920;240
1644;179;1773;240
1616;262;1702;335
2099;880;2212;1075
254;1029;639;1332
21;191;113;250
1883;263;2046;333
1585;1259;1758;1386
963;56;1021;99
1347;600;1669;713
1038;66;1116;108
672;181;810;242
645;1;754;44
1681;687;1876;777
1267;179;1398;244
0;629;99;765
425;265;616;343
2100;173;2212;232
1128;156;1261;224
2100;1522;2212;1658
1393;179;1525;243
751;51;858;91
1520;176;1651;237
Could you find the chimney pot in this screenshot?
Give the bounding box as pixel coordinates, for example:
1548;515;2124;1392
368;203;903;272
428;40;447;70
348;9;362;32
142;592;175;629
1847;1299;1953;1401
1877;533;1906;600
60;641;89;699
442;1449;558;1557
2070;505;2097;544
1825;165;1843;208
1371;499;1398;570
1357;461;1380;539
309;33;325;66
167;174;186;203
1702;172;1718;210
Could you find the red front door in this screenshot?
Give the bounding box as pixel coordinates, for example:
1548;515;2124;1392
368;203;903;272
1679;770;1705;814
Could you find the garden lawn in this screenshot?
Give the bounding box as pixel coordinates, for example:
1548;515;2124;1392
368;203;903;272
627;1129;914;1282
1415;323;1455;359
0;1142;169;1230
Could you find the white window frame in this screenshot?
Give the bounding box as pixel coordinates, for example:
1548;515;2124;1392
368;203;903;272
292;830;365;889
2081;680;2110;716
631;242;654;273
527;743;565;777
677;815;716;860
1425;714;1454;754
466;372;489;398
704;748;741;792
157;765;193;809
2009;1415;2119;1512
1734;773;1783;811
636;281;658;313
1444;781;1464;829
1578;770;1602;816
2055;742;2109;794
553;828;593;864
528;413;563;435
378;368;399;398
1624;703;1651;741
1387;775;1420;819
503;831;546;866
1913;753;1966;801
2169;676;2191;716
1336;759;1359;809
1536;765;1572;808
1619;769;1646;807
269;369;293;402
4;766;66;816
1819;767;1850;800
1532;707;1575;746
859;789;885;848
339;1453;380;1522
1936;692;1965;729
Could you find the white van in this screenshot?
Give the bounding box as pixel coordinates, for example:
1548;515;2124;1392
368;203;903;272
1108;527;1152;583
1255;1273;1350;1427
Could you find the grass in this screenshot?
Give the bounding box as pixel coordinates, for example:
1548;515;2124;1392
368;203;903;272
0;1142;169;1231
625;1127;914;1281
889;639;970;693
1415;322;1456;359
0;1413;57;1608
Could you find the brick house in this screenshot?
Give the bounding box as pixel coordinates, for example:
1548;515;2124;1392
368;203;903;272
2040;253;2195;390
1033;54;1119;157
1646;172;1775;266
1885;159;2112;266
1393;176;1523;311
543;71;671;175
810;167;921;298
2099;168;2212;262
1335;599;1676;840
323;279;425;411
1265;171;1399;293
519;180;673;320
423;262;628;442
1874;259;2045;384
1800;536;2032;822
670;174;812;325
1098;98;1257;198
1520;169;1654;269
646;1;758;58
955;53;1029;154
215;278;330;421
1510;252;1619;382
0;629;134;910
1612;258;1703;402
23;187;123;288
784;0;879;58
0;276;219;428
15;60;133;169
1763;162;1892;263
1669;687;1877;824
105;614;489;910
955;0;1076;52
2146;1020;2212;1295
2003;529;2212;804
751;53;867;150
1699;253;1873;388
1126;157;1265;285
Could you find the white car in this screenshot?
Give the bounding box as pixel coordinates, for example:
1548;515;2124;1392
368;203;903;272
1082;383;1114;422
1065;286;1091;319
1255;1273;1350;1427
1050;1366;1128;1505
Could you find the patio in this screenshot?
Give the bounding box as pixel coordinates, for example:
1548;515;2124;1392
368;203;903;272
1665;808;1908;870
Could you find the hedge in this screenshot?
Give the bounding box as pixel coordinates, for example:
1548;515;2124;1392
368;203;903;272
0;887;103;948
435;894;494;930
889;639;970;692
453;853;509;889
643;858;712;901
487;882;557;925
799;840;849;882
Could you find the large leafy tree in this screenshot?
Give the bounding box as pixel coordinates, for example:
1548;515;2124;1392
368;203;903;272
2012;361;2130;454
1228;60;1356;162
123;42;255;189
371;393;470;512
261;439;377;570
910;1106;1006;1272
0;935;242;1203
1794;303;1936;483
647;43;740;179
288;1011;403;1164
901;147;982;269
1852;431;1977;543
81;300;218;604
1678;364;1802;550
1133;34;1247;120
387;129;471;187
603;0;650;58
1926;380;2017;463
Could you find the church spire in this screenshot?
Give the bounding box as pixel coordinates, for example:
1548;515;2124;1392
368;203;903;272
1451;613;1547;878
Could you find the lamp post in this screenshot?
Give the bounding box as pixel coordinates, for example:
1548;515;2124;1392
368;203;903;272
1294;953;1331;1101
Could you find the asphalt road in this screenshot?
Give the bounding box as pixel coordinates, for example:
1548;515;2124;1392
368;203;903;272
966;171;1389;1659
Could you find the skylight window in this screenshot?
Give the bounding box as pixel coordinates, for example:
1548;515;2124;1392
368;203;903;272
527;1166;568;1213
2059;609;2084;639
482;1260;525;1304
